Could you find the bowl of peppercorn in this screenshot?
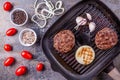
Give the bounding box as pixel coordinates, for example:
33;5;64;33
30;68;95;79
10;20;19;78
10;8;28;26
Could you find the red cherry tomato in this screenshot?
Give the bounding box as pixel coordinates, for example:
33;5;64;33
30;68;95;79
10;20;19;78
21;51;33;60
15;66;27;76
3;2;13;11
4;57;15;66
36;63;44;71
6;28;17;36
4;44;12;51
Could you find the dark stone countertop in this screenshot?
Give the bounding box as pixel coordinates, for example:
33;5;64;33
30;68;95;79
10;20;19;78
0;0;120;80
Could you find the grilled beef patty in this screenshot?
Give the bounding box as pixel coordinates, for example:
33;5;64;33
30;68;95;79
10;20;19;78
53;30;75;53
95;27;118;50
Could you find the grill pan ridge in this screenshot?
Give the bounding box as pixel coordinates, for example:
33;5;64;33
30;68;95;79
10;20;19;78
41;0;120;80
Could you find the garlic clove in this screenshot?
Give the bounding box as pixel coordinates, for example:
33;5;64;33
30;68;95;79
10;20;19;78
86;13;92;21
76;16;87;26
89;22;96;32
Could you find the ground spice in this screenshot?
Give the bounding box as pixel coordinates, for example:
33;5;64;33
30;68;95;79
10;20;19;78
12;10;26;24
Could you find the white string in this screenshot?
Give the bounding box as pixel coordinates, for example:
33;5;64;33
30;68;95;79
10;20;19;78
32;0;65;28
34;0;38;8
53;8;64;15
55;1;62;9
43;0;54;11
35;2;55;19
31;14;47;28
41;8;54;19
48;1;54;10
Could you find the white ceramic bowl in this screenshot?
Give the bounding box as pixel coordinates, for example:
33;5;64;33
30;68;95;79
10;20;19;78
10;8;28;26
19;28;37;46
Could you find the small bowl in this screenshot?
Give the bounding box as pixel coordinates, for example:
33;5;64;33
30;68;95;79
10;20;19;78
10;8;28;26
19;28;37;46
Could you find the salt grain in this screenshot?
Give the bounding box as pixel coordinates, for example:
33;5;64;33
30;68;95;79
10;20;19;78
22;31;35;44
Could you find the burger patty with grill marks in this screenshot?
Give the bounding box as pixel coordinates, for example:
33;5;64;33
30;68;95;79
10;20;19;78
95;27;118;50
53;30;75;53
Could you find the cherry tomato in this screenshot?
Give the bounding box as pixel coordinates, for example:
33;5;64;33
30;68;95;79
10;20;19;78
3;2;13;11
4;44;12;51
4;57;15;66
15;66;27;76
36;63;44;71
21;51;33;60
6;28;17;36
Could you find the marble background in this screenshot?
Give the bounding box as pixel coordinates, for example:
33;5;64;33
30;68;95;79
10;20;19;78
0;0;120;80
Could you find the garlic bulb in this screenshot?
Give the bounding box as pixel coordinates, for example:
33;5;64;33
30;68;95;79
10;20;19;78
89;22;96;32
75;13;96;31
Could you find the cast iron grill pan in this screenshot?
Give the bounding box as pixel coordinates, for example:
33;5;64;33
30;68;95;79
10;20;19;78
41;0;120;80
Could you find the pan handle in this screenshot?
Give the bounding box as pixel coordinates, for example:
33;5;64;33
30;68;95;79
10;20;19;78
104;63;120;80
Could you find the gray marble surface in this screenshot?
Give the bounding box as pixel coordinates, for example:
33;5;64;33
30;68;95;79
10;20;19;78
0;0;120;80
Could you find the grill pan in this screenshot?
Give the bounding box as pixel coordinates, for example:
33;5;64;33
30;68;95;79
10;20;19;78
41;0;120;80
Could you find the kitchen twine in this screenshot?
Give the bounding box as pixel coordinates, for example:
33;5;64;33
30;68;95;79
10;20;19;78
31;0;65;28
